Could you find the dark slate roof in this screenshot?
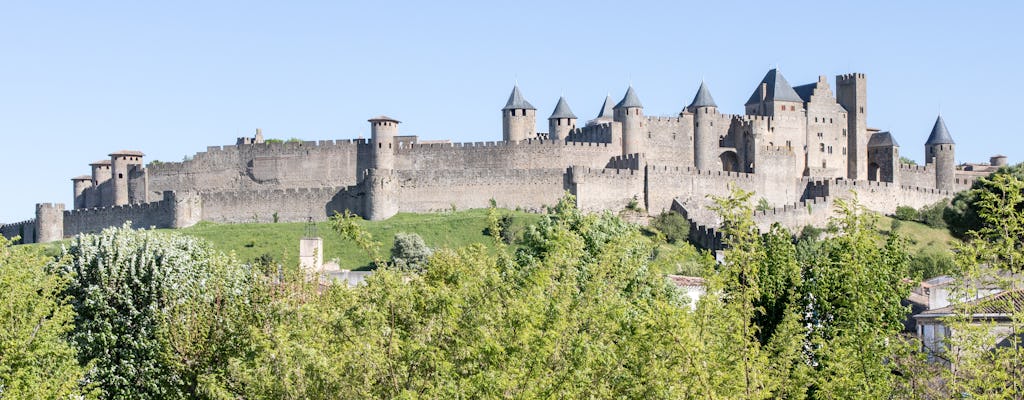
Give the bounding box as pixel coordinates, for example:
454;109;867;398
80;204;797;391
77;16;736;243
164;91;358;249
595;95;615;119
502;85;535;110
688;81;717;108
868;131;900;148
745;69;804;105
548;96;577;119
614;86;643;109
925;115;955;145
368;115;401;123
792;83;817;103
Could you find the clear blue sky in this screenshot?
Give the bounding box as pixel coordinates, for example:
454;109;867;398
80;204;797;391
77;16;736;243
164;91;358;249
1;1;1020;222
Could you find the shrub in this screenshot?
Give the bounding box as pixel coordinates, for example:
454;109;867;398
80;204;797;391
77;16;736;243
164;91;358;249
391;232;433;272
893;206;919;221
918;200;948;229
649;211;690;244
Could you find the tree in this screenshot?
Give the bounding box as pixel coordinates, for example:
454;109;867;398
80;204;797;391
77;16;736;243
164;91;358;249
942;172;1024;397
54;224;264;399
945;163;1024;238
390;232;432;272
0;236;90;399
648;210;690;244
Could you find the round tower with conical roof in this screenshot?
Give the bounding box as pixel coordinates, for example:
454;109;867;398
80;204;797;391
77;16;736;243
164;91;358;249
613;86;644;155
369;115;400;170
547;96;577;141
502;85;536;142
924;115;955;191
688;81;719;170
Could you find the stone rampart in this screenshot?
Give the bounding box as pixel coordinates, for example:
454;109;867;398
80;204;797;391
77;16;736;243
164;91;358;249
393;139;617;171
200;185;361;223
570;166;645;213
62;193;182;236
898;163;935;189
0;219;36;244
393;168;568;213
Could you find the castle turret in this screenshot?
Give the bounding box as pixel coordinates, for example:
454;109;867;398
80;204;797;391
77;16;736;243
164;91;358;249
925;115;956;191
501;85;536;142
688;81;719;170
613;86;644;155
71;176;93;209
991;154;1008;167
89;159;112;207
587;95;615;127
35;203;64;244
547;96;577;141
369;116;400;170
867;131;899;183
109;150;144;206
836;73;868;180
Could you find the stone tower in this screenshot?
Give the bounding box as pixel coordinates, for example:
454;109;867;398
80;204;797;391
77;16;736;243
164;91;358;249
867;131;899;183
89;159;112;207
109;151;144;206
836;73;868;181
369;115;400;170
71;175;93;209
613;86;644;155
925;115;956;191
587;95;615;127
502;85;536;142
35;203;64;243
688;81;719;170
547;96;577;141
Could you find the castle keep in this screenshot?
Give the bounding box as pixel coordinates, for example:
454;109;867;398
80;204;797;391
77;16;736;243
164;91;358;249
2;69;1004;246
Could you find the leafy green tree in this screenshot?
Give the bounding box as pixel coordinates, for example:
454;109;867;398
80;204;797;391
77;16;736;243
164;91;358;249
894;205;919;221
648;210;690;244
0;236;90;399
390;232;432;272
801;198;915;398
919;200;948;228
54;224;264;399
942;172;1024;397
945;163;1024;238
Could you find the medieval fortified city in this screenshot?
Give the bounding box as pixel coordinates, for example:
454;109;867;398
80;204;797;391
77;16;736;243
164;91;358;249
0;68;1006;247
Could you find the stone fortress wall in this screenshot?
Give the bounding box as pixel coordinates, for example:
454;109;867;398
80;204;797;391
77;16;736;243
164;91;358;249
3;68;1006;246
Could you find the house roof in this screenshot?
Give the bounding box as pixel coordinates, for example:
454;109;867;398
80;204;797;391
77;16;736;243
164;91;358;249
71;175;92;181
89;160;112;166
745;69;803;105
548;96;577;119
867;131;900;148
792;82;816;103
109;150;145;157
502;85;535;110
688;81;717;108
614;86;643;109
595;95;615;119
925;115;955;145
917;289;1024;318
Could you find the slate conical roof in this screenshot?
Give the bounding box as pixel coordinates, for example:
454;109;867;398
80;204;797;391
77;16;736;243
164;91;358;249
548;96;577;119
925;115;955;145
502;85;536;110
688;81;717;108
614;86;643;109
868;131;900;148
595;95;615;119
745;69;803;105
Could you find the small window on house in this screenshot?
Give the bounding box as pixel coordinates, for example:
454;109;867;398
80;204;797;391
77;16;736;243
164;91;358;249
790;105;795;111
859;107;864;113
843;147;847;155
785;140;791;148
819;143;825;152
830;118;833;123
843;129;847;136
822;160;827;168
828;146;833;154
815;117;818;123
118;173;124;179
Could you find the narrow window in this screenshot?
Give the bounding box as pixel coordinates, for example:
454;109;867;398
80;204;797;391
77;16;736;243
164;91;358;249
819;143;825;152
859;106;864;113
790;105;795;111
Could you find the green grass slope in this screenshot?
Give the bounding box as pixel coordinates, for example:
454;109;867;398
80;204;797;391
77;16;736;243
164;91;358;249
177;209;542;270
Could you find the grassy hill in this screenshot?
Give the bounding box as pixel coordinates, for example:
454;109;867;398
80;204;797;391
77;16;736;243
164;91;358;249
177;209;544;270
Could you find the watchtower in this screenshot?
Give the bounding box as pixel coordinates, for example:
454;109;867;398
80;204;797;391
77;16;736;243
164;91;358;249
688;81;719;170
925;115;956;191
836;73;868;180
501;85;536;142
109;150;144;206
613;86;644;155
547;96;577;141
369;116;400;170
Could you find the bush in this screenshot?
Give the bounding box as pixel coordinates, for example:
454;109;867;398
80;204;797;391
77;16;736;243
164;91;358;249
918;201;948;229
908;249;955;279
391;232;433;272
55;224;262;399
893;206;919;221
649;211;690;244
